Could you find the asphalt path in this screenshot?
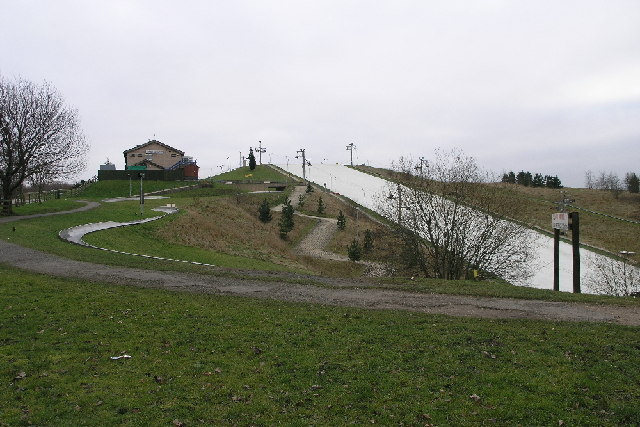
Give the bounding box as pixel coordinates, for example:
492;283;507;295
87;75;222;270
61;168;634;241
0;199;638;326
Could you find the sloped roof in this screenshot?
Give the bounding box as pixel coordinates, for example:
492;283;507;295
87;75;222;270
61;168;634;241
123;140;185;155
130;159;166;170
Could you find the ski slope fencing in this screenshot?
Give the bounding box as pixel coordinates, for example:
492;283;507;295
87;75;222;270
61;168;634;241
278;163;638;294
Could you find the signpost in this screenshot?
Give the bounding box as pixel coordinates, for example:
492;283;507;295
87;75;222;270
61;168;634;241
551;211;580;293
551;213;569;231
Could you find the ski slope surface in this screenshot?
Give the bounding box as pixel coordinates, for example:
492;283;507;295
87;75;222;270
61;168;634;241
278;163;632;294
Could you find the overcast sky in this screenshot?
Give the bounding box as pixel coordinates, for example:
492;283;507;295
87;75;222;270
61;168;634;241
2;0;639;187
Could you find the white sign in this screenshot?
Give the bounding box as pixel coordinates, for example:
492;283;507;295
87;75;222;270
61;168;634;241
145;150;164;154
552;213;569;231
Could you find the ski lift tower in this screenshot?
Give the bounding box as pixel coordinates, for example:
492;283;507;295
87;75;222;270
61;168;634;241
255;140;267;165
346;142;355;166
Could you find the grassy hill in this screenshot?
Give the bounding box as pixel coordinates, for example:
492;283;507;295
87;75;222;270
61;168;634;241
1;167;639;425
355;165;640;265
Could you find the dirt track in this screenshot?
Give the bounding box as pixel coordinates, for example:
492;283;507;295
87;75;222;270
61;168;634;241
1;202;639;326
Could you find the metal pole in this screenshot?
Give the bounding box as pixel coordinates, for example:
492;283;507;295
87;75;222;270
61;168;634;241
553;228;560;291
139;174;144;215
570;212;580;293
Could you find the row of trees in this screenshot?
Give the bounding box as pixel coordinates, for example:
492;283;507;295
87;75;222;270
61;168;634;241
1;75;88;214
501;171;562;188
585;170;639;194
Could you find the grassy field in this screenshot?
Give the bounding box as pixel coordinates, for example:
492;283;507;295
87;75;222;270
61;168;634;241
12;199;89;216
1;266;638;426
211;165;291;183
76;180;196;199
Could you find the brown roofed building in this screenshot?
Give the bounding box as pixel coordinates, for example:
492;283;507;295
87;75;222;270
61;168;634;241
123;140;186;169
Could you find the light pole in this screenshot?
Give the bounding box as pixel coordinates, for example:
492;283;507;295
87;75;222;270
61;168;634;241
138;173;145;215
415;157;428;177
127;173;132;197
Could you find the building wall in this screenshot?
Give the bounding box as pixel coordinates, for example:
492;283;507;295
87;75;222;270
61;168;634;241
183;164;200;179
98;169;186;181
124;141;183;169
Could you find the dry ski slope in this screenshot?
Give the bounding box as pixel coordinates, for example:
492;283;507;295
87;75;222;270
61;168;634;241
276;163;638;294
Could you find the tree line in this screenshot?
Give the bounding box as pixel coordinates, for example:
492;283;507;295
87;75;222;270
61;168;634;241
501;171;562;188
585;170;639;195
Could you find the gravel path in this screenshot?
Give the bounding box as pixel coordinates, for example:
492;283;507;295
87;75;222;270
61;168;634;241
1;199;639;326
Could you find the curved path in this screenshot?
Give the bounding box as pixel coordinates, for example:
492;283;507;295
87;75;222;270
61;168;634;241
0;199;638;326
0;238;638;325
0;200;100;224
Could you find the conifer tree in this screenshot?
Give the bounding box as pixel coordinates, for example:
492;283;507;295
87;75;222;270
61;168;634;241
337;210;346;230
248;148;257;170
317;196;325;215
258;198;272;223
278;199;295;239
347;239;362;261
363;229;374;254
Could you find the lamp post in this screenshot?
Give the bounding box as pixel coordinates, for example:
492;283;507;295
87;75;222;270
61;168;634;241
415;157;428;177
127;173;132;197
139;172;145;215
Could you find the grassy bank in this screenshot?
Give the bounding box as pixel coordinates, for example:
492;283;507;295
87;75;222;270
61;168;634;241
1;266;638;425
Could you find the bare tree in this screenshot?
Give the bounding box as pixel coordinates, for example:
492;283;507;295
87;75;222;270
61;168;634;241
0;75;87;214
593;171;623;197
378;149;537;284
584;253;639;296
585;170;594;189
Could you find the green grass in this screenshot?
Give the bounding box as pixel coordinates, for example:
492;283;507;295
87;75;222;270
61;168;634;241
1;266;638;425
77;180;196;199
378;277;640;307
211;165;289;182
2;191;638;304
10;199;88;216
82;218;297;272
0;196;295;274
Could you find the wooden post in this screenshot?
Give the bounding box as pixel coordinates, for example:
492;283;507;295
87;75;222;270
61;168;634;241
570;212;580;293
554;228;560;291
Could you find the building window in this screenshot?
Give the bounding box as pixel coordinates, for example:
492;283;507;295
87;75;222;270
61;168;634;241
137;153;143;157
171;153;177;157
129;154;135;157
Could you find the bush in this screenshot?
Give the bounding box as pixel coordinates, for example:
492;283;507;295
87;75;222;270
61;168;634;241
317;196;325;215
278;199;295;239
258;199;272;223
347;239;362;261
363;229;374;254
337;210;346;230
